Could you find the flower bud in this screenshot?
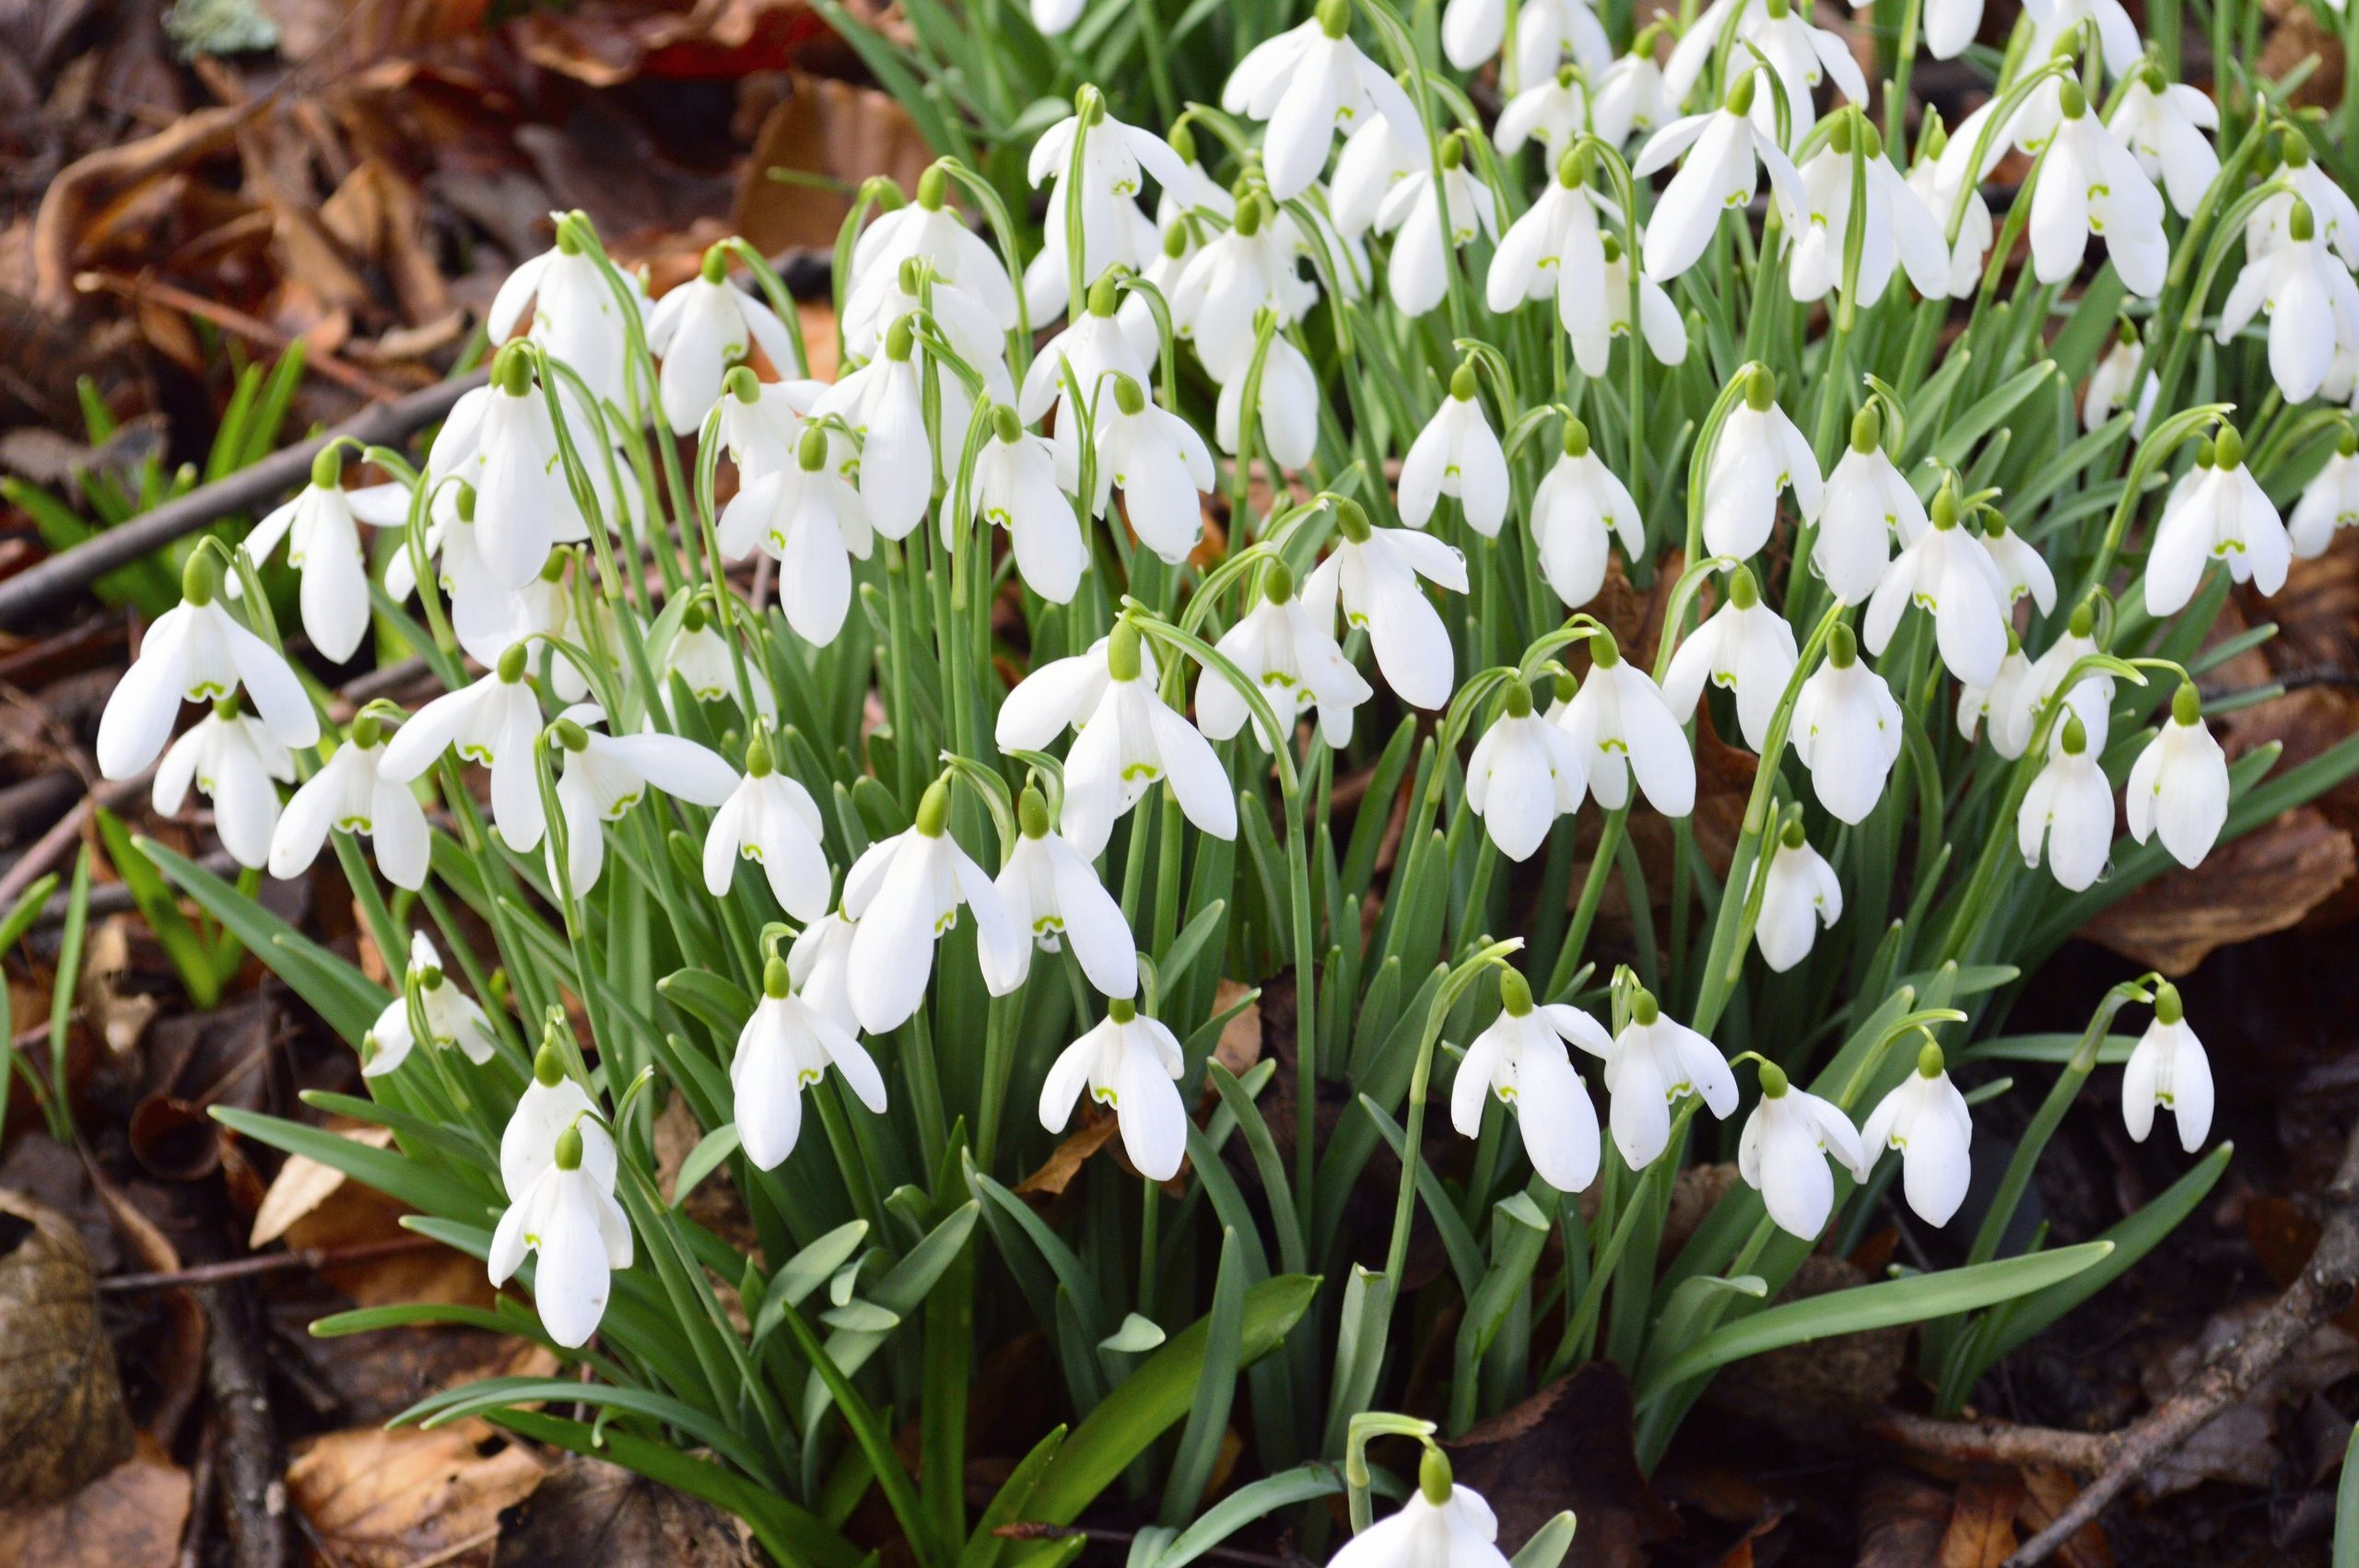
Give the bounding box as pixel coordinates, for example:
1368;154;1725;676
1113;374;1147;417
745;724;775;778
534;1038;565;1086
1757;1059;1790;1097
1108;996;1139;1024
1744;365;1777;413
498;642;531;684
727;365;764;404
1449;364;1477;402
1504;678;1533;718
1778;816;1806;849
765;955;793;999
992;404;1024;445
798;426;830;474
1498;966;1533;1016
1088;273;1121;318
2212;422;2244;470
1850;402;1883;455
886;314;917;363
1563;416;1591;459
917;164;948;211
1419;1446;1455;1505
1728;564;1761;609
2154;980;2184;1025
1827;621;1858;668
182;548;222;607
2172;681;2201;727
1019;785;1051;838
1334;497;1373;542
1590;628;1622;668
1725;70;1757;117
915;777;953;837
1263;560;1296;603
700;245;730;286
494;341;534;398
1109;616;1144;680
553;1123;584;1172
2060;712;2088;755
1316;0;1351;37
456;482;477;523
311;445;344;491
1629;987;1661;1024
2059;80;2087;120
1918;1039;1946;1078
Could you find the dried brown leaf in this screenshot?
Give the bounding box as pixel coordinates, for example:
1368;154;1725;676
2083;804;2353;975
287;1421;546;1568
1938;1469;2023;1567
1442;1363;1678;1566
1856;1471;1951;1567
0;1189;134;1506
0;1433;188;1567
495;1453;756;1566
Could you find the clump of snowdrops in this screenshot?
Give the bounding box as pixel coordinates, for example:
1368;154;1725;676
95;0;2359;1553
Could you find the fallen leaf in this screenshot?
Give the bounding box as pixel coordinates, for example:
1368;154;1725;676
1857;1471;1951;1567
287;1421;546;1568
2015;1466;2112;1568
734;71;933;256
249;1120;396;1246
495;1453;756;1566
2083;803;2354;975
0;1189;135;1506
1443;1363;1679;1566
248;1120;491;1308
1938;1468;2023;1567
1212;978;1262;1076
0;1433;189;1567
1015;1111;1118;1200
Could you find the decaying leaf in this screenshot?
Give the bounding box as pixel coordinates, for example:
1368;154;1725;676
0;1433;189;1568
734;72;933;255
2083;803;2354;975
1856;1471;1951;1567
2015;1466;2113;1568
286;1421;547;1568
1212;977;1262;1076
1015;1110;1119;1200
248;1120;490;1308
1443;1362;1678;1566
249;1120;396;1246
0;1188;135;1506
494;1453;756;1566
1937;1468;2022;1567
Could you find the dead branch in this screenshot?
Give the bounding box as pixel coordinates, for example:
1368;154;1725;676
1865;1410;2118;1473
2009;1111;2359;1564
199;1281;288;1568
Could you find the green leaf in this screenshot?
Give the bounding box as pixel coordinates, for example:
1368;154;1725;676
1023;1274;1320;1527
959;1426;1067;1568
660;967;756;1041
1159;1227;1246;1525
673;1123;743;1208
1149;1465;1344;1568
1098;1313;1167;1353
1509;1511;1579;1568
211;1106;491;1221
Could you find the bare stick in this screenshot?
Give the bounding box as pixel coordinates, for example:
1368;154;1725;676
1865;1409;2117;1472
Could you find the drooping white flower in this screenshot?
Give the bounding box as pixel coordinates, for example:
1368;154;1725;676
2023;0;2146;84
950;407;1085;604
2017;711;2114;891
153;696;294;871
1551;634;1696;815
449;553;596;709
1741;0;1872;142
2248;135;2359;269
97;559;321;780
1197;563;1374;748
1814;404;1924;604
2216;199;2359;404
2083;322;2158;436
1590;44;1670;147
489;1058;630;1350
549;706;738;895
1494;66;1591;159
487;225;644;408
2291;433;2359;558
720;426;874;645
1530;418;1645;610
1375;139;1499;317
1860;1040;1976;1226
1570;232;1688;378
1039;1000;1189;1180
269;711;428;891
662;596;776;718
1466;680;1590;861
646;250;799;435
985;788;1138;999
1664;567;1799;753
845;169;1020;357
1599;989;1738;1167
1786;121;1954;308
1451;970;1607;1194
718;373;827;488
788;908;861;1035
2028;80;2168;298
1168;196;1318;382
1701;368;1822;561
1486;145;1610;320
1740;1061;1870;1239
1333;1455;1511;1568
379;644;550;852
2015;611;2116;758
1790;625;1903;825
1631;76;1806;282
1023;278;1156;463
1907;135;1995;297
1303;501;1470;708
1332;118;1430;240
2110;67;2218;219
839;778;1025;1034
1755;821;1842;972
2122;984;2213;1152
365;931;498;1077
733;955;887;1171
703;727;833;922
243;457;378;663
1958;629;2036;756
431;354;627;592
809;327;933;544
1026;98;1195;297
1220;0;1424;202
1401;366;1509;535
1858;0;1981;58
1864;486;2011;689
1442;0;1608;79
2145;425;2291;616
1978;513;2058;615
1214;330;1322;474
1079;375;1214;567
994;620;1237;859
2126;683;2231;869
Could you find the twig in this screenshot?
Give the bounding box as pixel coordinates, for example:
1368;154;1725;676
177;1417;220;1568
200;1281;288;1568
2010;1112;2359;1564
1865;1409;2118;1472
0;771;146;907
99;1235;440;1293
0;369;486;629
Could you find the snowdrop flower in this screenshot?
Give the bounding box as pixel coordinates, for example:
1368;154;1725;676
490;1053;629;1350
2122;983;2212;1152
243;451;376;662
2145;425;2291;616
718;427;874;644
1815;404;1924;604
2018;606;2115;758
1081;375;1214;566
2248;132;2359;269
1494;66;1591;159
2217;199;2359;404
1027;95;1194;268
1865;486;2010;689
1907;138;1995;298
1702;368;1822;561
1466;680;1590;861
448;551;593;708
2024;0;2145;83
1332;119;1429;240
808;330;932;544
1197;562;1373;748
487;222;641;409
1119;222;1200;366
269;710;428;891
379;644;549;851
549;706;737;895
2083;321;2158;435
717;372;827;487
1168;197;1317;382
1632;74;1805;282
1590;41;1670;147
996;620;1237;859
1958;629;2036;756
2018;713;2113;891
2291;430;2359;558
1531;418;1644;610
1786;117;1953;308
1451;969;1606;1195
840;778;1024;1034
734;957;886;1170
1743;0;1871;142
2110;66;2218;219
704;727;832;921
1375;135;1498;317
365;931;497;1077
1486;146;1609;324
1665;567;1799;753
845;168;1019;356
1755;820;1842;972
1401;366;1508;535
1220;0;1423;203
1025;279;1155;470
1865;0;1981;58
1791;624;1903;825
1333;1451;1510;1568
949;406;1085;603
1039;999;1188;1180
97;555;320;780
1442;0;1608;77
1305;499;1469;708
2028;80;2168;298
1741;1060;1870;1239
1551;632;1696;815
153;696;294;871
788;909;861;1035
663;597;775;717
1860;1040;1975;1227
448;351;600;591
986;789;1137;998
1978;513;2058;615
1215;329;1322;474
2126;683;2231;869
1570;233;1687;378
1022;125;1176;327
646;248;798;435
1600;988;1737;1167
